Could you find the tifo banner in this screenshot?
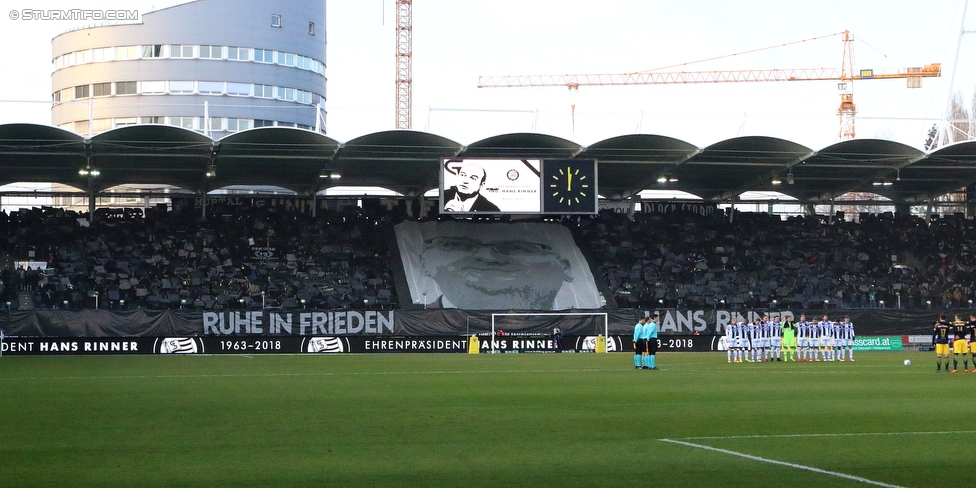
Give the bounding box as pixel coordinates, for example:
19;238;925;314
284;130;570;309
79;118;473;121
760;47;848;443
0;308;958;338
394;220;603;311
853;336;903;351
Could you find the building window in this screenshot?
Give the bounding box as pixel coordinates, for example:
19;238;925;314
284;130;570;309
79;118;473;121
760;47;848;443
227;118;251;132
199;45;222;59
76;50;92;64
74;85;90;99
276;87;296;101
52;91;61;102
271;14;281;27
168;81;195;94
115;81;138;95
170;116;196;130
170;44;194;58
142;44;162;58
204;117;223;131
253;119;274;128
115;46;139;60
93;82;112;97
140;81;165;94
198;81;223;94
253;84;274;98
226;82;251;96
277;122;296;128
92;47;115;62
254;49;274;63
276;52;297;66
308;22;315;35
227;47;250;61
92;119;112;133
114;117;138;127
140;116;163;124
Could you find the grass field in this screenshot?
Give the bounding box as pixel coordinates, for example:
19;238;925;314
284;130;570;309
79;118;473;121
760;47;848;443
0;350;968;487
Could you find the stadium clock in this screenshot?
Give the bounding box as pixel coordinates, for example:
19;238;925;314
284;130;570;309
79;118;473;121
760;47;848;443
542;159;597;214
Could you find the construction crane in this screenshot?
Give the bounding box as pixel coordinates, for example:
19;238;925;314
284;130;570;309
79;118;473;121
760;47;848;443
395;0;412;129
477;31;941;140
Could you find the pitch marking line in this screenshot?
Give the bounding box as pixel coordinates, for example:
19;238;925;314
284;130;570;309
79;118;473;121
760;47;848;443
660;438;905;488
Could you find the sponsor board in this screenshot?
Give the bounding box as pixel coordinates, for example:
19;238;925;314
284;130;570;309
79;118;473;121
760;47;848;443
0;335;725;355
853;336;903;351
0;337;152;355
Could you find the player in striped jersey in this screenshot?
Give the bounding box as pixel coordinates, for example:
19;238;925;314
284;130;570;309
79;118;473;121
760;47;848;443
839;315;855;361
737;319;749;363
768;314;783;362
725;320;736;363
796;315;811;361
830;316;843;361
748;317;762;362
819;315;834;361
809;315;822;361
756;316;769;362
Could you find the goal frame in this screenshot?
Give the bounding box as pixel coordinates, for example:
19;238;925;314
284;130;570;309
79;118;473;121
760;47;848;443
489;312;609;354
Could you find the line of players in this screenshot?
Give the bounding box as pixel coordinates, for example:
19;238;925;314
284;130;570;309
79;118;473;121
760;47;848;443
931;314;976;373
726;314;856;363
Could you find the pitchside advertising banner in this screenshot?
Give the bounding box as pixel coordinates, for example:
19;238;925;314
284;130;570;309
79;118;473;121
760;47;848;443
853;336;903;351
0;307;936;357
0;334;727;356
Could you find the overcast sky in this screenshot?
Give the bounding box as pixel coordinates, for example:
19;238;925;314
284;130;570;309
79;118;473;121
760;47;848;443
1;0;972;150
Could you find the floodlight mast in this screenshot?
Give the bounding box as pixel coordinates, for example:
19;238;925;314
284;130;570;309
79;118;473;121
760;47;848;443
395;0;412;129
477;30;941;141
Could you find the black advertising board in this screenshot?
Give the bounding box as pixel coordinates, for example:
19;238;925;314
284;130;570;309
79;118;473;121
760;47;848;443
0;335;725;356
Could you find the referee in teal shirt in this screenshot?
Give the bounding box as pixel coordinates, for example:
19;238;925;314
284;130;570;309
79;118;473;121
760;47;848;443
646;313;659;370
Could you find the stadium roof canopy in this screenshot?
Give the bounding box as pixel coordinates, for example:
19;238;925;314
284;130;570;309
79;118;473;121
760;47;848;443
2;123;976;203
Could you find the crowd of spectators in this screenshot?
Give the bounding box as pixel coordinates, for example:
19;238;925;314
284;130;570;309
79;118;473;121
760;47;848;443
574;209;976;310
3;202;976;312
0;203;397;311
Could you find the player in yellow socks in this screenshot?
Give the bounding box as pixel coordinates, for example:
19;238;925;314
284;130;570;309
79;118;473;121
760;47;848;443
951;315;969;373
933;315;952;373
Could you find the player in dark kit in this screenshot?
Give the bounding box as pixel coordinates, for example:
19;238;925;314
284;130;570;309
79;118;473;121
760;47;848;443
933;315;952;372
968;314;976;372
950;315;970;373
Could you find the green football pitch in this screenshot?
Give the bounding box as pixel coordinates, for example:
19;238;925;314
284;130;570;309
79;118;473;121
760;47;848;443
0;350;968;487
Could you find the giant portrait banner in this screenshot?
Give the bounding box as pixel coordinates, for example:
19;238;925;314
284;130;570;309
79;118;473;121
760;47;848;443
394;220;604;311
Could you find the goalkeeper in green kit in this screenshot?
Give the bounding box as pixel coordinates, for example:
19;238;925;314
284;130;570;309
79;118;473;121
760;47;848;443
781;315;798;361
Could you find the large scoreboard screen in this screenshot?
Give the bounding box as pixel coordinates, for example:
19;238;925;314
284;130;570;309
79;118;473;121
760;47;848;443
439;158;597;215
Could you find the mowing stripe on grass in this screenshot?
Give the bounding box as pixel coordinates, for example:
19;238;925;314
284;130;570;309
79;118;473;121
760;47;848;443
660;438;905;488
679;430;976;440
0;367;620;382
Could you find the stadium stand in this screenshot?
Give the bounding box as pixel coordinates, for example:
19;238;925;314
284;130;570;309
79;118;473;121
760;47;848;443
1;205;975;311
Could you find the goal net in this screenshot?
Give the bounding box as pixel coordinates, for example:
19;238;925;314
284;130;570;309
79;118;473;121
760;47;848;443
483;312;609;354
